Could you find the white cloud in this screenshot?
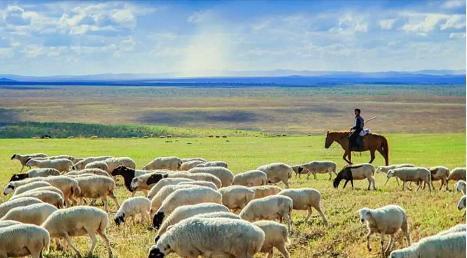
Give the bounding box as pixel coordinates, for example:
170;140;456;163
449;32;466;39
187;10;215;24
379;18;396;30
440;14;465;30
401;13;465;33
441;0;465;9
329;14;367;34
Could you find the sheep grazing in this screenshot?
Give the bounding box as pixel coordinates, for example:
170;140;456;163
150;184;198;215
115;196;151;226
131;172;170;195
251;185;283;199
155;203;230;237
149;217;265;258
9;167;61;182
0;223;50;258
376;164;415;174
188;166;234;186
233;170;268;187
41;176;81;206
240;195;294;232
257;163;293;188
66;168;111;177
26;158;73;172
425;166;450;191
457;195;466;210
279;188;328;225
193;211;241;220
253;220;290;258
105;157;136;172
10;181;52;196
147;178;194;199
387;167;432;192
143;156;182;170
180;160;205;170
295;161;337;180
218;185;255;211
455;180;466;194
42;206;112;258
195;160;228;168
448;167;466;188
1;202;57;225
10;153;48;171
3;178;44;195
111;166;151;194
389;231;465;258
167;172;222;188
177;180;218;190
75;175;119;212
152;187;222;229
14;185;65;200
84;160;109;171
358;204;411;257
11;190;64;208
437;224;466;235
0;197;44;217
73;156;112;170
333;164;376;190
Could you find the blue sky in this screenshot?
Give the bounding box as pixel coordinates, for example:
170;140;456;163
0;0;465;76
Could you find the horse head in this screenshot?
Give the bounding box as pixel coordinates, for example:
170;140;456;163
325;131;334;149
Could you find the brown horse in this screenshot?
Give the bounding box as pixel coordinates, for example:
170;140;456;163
325;131;389;165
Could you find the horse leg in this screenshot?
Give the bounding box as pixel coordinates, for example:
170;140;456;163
343;152;351;165
376;146;388;166
369;149;376;164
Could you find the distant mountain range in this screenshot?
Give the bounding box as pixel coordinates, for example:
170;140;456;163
0;70;464;86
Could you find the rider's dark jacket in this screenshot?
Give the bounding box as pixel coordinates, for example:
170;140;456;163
352;115;364;131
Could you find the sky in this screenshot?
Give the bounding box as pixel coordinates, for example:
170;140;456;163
0;0;465;76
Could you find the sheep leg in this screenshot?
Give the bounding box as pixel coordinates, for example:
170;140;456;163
313;173;317;180
97;230;113;258
86;230;98;255
350;179;354;189
416;181;422;191
305;207;312;222
277;242;290;258
402;181;406;191
384;235;394;255
315;206;328;226
380;233;385;258
343;180;349;189
64;233;82;258
267;250;274;258
328;172;332;180
283;180;290;189
395;177;400;186
109;192;120;209
102;197;109;212
366;231;373;251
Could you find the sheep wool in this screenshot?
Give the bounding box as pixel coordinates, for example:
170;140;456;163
233;170;268;187
1;202;58;225
0;223;50;258
115;196;151;226
0;197;44;217
279;188;328;225
218;185;255;211
240;195;294;232
257;163;293;188
188;166;234;187
253;220;290;258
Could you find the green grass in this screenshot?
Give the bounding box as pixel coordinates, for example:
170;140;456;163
0;133;465;257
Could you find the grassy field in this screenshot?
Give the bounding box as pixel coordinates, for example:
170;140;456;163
0;133;465;257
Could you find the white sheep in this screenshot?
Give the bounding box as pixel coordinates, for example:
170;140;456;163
26;158;73;172
180;160;205;170
389;231;465;258
11;190;64;208
294;161;337;180
448;167;466;188
0;220;21;228
180;157;207;163
150;185;198;215
253;220;290;258
168;172;222;188
195;160;228;168
177;180;218;190
427;166;450;191
455;180;466;194
0;197;44;217
10;153;48;171
387;167;431;192
114;196;151;226
147;178;194;199
42;206;112;258
437;224;466;235
14;185;65;200
240;195;294;232
67;168;111;177
233;170;268;187
150;217;265;258
333;163;376;190
9;168;61;182
457;195;465;210
0;223;50;258
376;164;415;173
84;160;109;172
104;157;136;172
155;203;229;237
358;204;411;257
257;163;293;188
42;176;81;206
10;181;52;195
75;175;119;212
218;185;255;211
251;185;283;199
73;156;112;170
188;166;234;186
1;202;58;225
130;171;171;195
152;187;222;229
279;188;328;225
193;211;241;220
143;156;182;170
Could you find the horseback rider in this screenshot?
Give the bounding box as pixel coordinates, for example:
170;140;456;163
349;108;364;149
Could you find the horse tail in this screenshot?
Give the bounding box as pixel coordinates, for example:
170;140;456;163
381;137;389;166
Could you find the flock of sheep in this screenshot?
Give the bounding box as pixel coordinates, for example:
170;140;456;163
0;153;465;258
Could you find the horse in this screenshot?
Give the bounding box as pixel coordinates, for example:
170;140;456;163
324;131;389;166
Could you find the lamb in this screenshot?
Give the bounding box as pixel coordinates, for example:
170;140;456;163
143;156;182;170
10;153;48;171
42;206;112;258
75;175;119;212
11;190;64;208
114;196;151;226
279;188;328;225
240;195;294;232
233;170;268;187
294;161;337;180
66;168;111;177
188;166;234;186
333;164;376;190
9;167;61;182
387;167;431;192
73;156;112;170
149;217;265;258
448;167;466;188
437;224;466;235
147;178;194;199
9;181;52;196
389;231;465;258
1;202;58;225
376;164;415;173
358;204;411;257
0;197;44;217
152;187;223;229
155;203;230;237
26;158;73;172
180;160;205;170
253;220;290;258
84;160;109;171
257;163;293;188
427;166;450;191
195;160;228;168
455;180;466;194
457;195;466;210
105;157;136;172
251;185;283;199
0;223;50;258
218;185;255;211
150;185;198;215
167;172;223;188
130;171;170;194
111;165;151;194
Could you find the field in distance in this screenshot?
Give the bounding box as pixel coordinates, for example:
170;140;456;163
0;133;464;257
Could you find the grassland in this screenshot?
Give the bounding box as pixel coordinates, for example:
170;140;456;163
0;133;465;258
